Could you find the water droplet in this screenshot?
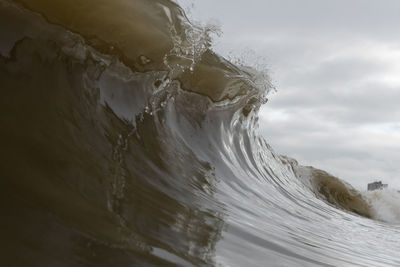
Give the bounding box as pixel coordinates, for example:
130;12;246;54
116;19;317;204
139;55;151;65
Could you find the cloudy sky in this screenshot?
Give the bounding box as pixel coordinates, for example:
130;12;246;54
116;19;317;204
177;0;400;190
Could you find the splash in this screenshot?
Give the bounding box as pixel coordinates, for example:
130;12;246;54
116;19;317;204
363;189;400;223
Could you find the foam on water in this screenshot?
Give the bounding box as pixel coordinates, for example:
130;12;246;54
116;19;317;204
363;189;400;224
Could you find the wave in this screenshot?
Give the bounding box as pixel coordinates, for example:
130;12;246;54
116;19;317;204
1;0;400;266
287;159;372;218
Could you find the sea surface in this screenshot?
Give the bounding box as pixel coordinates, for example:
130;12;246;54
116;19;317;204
1;0;400;266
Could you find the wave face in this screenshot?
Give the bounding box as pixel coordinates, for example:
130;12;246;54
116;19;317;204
1;1;400;266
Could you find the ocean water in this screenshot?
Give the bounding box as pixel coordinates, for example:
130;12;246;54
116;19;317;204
1;0;400;266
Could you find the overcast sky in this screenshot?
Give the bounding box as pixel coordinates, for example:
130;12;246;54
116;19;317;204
177;0;400;190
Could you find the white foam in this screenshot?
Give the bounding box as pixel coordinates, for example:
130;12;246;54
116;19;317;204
363;189;400;224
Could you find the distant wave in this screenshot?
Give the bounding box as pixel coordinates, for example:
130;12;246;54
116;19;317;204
1;0;400;266
285;158;372;218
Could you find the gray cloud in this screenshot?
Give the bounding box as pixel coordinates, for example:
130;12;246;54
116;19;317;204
183;0;400;41
268;85;400;124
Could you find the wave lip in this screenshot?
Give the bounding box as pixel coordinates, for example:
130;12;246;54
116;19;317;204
13;0;269;105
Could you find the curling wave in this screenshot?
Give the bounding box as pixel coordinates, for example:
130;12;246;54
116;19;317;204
1;0;400;266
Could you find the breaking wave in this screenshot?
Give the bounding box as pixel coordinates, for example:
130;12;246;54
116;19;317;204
1;0;400;266
363;189;400;224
